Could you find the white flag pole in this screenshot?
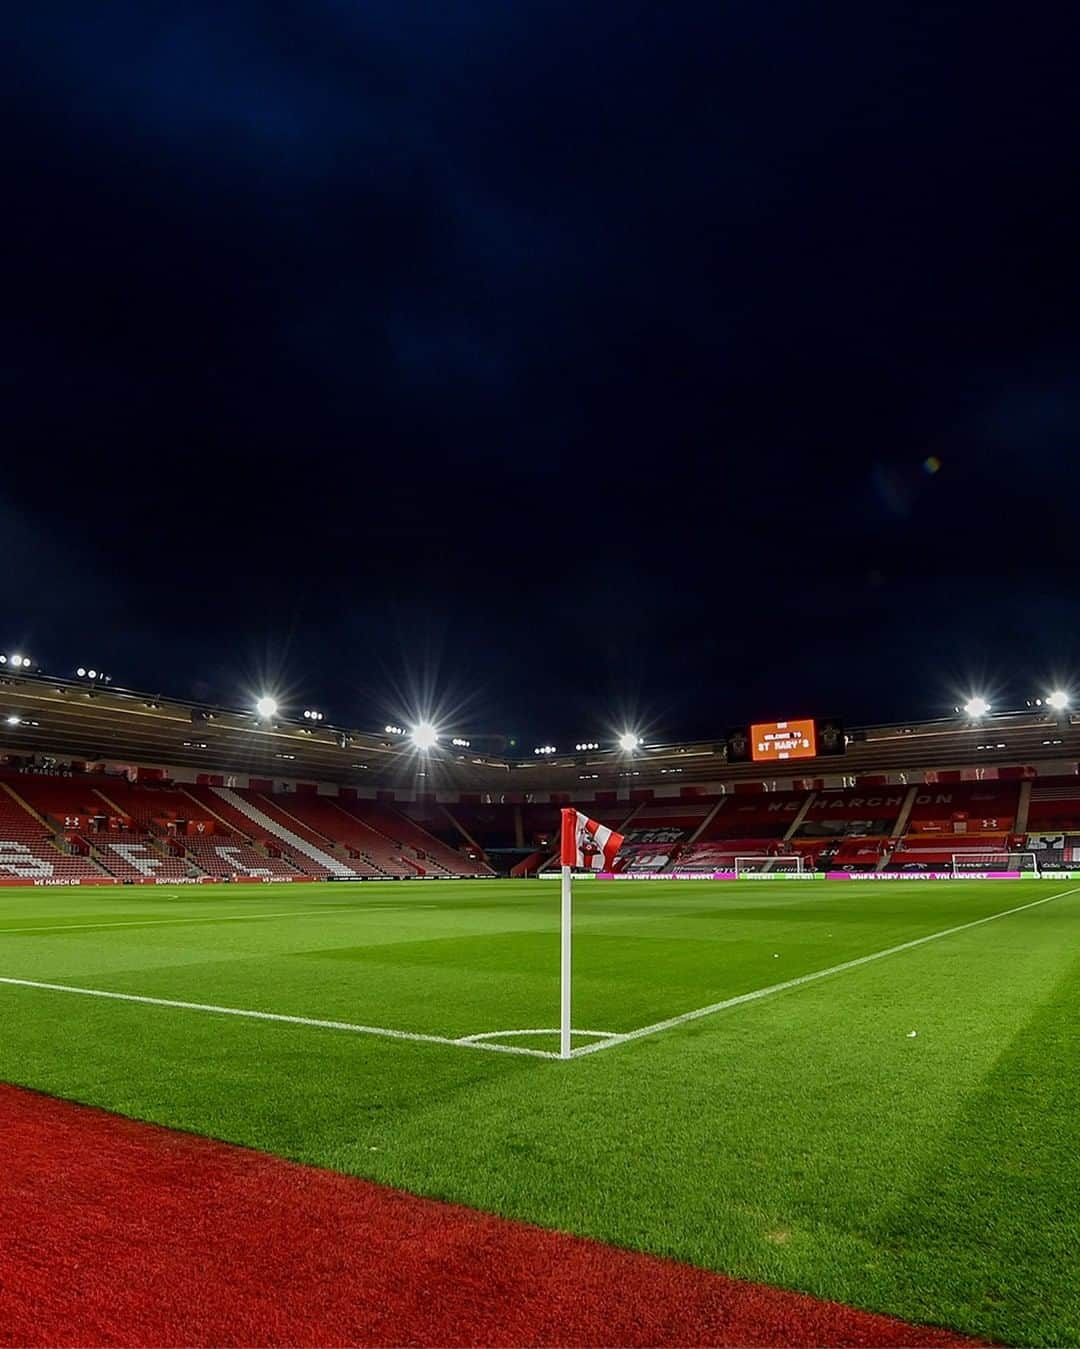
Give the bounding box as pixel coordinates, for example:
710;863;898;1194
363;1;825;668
560;864;573;1059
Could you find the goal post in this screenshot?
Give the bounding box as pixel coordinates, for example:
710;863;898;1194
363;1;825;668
734;855;804;877
950;851;1039;877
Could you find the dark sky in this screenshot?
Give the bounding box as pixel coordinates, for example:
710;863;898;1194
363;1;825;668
4;2;1079;745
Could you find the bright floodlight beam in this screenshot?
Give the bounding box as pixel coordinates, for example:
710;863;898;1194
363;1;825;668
255;695;278;719
618;731;641;751
1047;689;1070;711
963;696;990;718
411;721;439;750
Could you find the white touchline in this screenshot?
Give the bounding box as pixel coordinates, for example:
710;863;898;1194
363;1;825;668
0;976;561;1060
570;884;1080;1058
0;904;418;936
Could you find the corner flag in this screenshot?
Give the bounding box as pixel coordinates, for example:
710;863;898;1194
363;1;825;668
560;809;625;872
556;809;626;1060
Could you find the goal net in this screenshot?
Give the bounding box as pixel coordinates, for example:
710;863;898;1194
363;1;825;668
734;855;804;877
951;851;1039;876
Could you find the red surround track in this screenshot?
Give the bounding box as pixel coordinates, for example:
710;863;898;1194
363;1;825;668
0;1084;976;1347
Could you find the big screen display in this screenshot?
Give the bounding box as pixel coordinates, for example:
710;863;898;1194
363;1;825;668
751;719;817;762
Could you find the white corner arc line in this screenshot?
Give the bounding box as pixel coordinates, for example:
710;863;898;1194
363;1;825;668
571;884;1080;1058
457;1028;620;1043
0;977;560;1060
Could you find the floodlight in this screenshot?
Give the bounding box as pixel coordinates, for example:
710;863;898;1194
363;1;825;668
618;731;641;752
9;655;22;668
87;669;97;680
255;695;278;719
76;667;86;677
5;714;20;726
963;696;990;719
1047;689;1070;711
411;721;439;750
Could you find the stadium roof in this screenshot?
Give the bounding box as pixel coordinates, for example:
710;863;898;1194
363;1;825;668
0;671;1077;790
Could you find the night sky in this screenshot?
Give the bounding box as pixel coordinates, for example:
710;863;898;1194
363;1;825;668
5;3;1079;745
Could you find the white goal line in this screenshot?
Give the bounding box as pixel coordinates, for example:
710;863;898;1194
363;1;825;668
1;885;1074;1063
0;975;564;1060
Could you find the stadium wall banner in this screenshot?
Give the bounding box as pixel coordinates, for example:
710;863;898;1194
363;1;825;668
825;870;1023;881
0;877;123;887
598;871;825;881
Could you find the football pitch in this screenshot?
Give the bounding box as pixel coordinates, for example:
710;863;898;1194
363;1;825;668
1;877;1078;1344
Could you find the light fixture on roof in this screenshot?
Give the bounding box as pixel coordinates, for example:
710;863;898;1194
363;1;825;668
962;696;990;719
255;695;278;719
617;731;641;752
1046;689;1070;711
303;709;324;721
411;722;439;751
385;724;406;736
534;744;557;755
5;714;21;726
575;741;600;751
451;737;470;747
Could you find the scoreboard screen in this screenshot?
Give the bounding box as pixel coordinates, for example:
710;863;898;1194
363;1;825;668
751;719;817;762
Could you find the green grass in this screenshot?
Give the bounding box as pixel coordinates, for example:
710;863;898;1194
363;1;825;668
1;876;1078;1344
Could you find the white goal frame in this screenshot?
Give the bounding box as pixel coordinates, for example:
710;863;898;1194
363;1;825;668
734;855;805;877
950;850;1039;877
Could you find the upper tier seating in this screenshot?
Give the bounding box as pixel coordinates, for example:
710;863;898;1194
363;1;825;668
1026;777;1080;831
8;774;114;829
629;800;714;831
904;782;1019;833
796;788;906;839
700;794;809;840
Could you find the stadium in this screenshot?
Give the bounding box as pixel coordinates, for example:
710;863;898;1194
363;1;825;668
7;2;1079;1344
1;662;1079;1344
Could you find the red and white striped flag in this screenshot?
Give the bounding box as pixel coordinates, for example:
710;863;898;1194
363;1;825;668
560;808;625;871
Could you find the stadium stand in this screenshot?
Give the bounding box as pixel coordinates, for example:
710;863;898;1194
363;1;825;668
712;793;809;839
181;784;317;877
216;789;361;878
673;793;802;870
445;803;518;850
7;773;198;880
342;801;493;876
903;781;1019;835
1026;776;1080;831
401;800;489;870
0;781;108;881
180;835;307;880
251;794;409;878
886;781;1019;870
